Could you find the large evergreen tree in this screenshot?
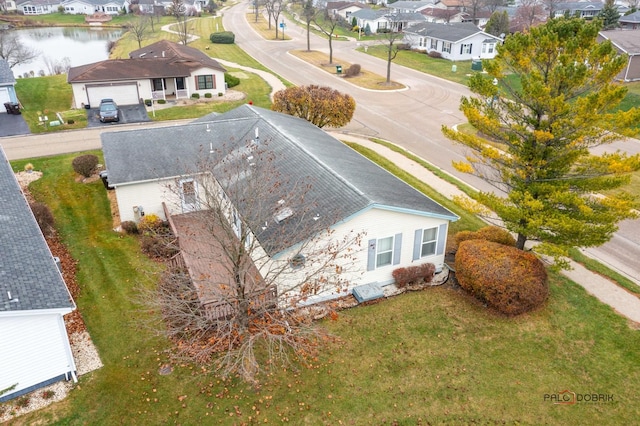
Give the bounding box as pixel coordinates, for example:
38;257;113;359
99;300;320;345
442;18;640;267
485;10;509;37
599;0;620;30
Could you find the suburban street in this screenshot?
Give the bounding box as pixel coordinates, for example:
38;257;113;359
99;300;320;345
0;4;637;284
224;1;640;284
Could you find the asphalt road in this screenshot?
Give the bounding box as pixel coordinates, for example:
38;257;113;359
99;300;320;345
224;2;640;284
0;5;637;284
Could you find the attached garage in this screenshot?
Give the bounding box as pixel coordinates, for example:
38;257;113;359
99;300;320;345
86;83;140;107
0;87;11;112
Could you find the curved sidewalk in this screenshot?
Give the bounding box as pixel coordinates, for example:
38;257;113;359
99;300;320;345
333;132;640;326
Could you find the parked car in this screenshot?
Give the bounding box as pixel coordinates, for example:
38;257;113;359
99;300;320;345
99;99;119;123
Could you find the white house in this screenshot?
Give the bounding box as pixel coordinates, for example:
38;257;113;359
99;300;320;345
0;146;77;403
60;0;123;15
67;40;226;108
17;0;61;15
403;22;502;60
0;59;19;111
101;105;458;306
326;1;369;20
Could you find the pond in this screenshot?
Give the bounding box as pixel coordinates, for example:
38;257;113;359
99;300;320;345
11;27;124;79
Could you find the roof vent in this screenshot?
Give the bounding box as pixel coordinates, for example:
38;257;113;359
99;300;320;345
274;206;294;224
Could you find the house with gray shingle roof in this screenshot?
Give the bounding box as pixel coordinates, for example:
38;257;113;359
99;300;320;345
619;10;640;29
101;105;458;306
67;40;226;108
403;22;502;60
0;147;77;402
598;29;640;81
0;59;19;111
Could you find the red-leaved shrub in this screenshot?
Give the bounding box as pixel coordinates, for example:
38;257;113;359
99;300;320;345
392;263;436;288
455;240;548;315
454;226;516;250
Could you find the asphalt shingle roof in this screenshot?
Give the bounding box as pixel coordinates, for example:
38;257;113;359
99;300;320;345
102;105;457;255
0;59;15;85
0;147;75;313
405;22;493;43
67;40;226;83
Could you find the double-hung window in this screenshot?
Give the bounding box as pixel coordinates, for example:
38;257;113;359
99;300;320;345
460;43;472;55
196;75;214;90
420;227;438;257
442;42;451;54
376;236;394;268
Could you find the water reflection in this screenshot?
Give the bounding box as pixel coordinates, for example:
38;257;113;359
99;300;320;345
12;27;123;78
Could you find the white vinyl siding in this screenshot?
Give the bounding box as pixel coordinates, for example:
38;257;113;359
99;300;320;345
0;314;76;400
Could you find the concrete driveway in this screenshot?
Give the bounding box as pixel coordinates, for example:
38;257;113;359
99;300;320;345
86;103;151;128
0;112;30;137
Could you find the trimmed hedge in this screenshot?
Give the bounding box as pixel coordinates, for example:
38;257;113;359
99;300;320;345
392;263;435;288
210;31;235;44
225;72;240;88
345;64;361;77
454;226;516;250
455;240;548;315
72;154;99;178
30;202;55;236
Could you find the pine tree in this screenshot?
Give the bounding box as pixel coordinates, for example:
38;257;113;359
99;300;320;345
599;0;620;30
442;18;640;267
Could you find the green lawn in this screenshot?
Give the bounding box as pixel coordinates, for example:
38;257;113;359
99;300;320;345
4;151;639;424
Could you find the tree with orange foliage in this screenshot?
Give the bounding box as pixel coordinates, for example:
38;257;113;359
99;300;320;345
271;85;356;128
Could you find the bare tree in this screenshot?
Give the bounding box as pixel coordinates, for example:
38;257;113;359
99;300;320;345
543;0;562;19
264;0;284;38
514;0;546;31
377;14;406;84
463;0;485;25
484;0;507;13
127;16;150;49
43;56;71;75
301;0;317;52
169;0;190;45
139;136;362;382
313;9;342;64
0;31;39;69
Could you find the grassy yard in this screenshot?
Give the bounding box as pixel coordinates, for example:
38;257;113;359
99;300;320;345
5;150;639;424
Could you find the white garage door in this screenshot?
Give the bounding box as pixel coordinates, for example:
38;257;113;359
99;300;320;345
87;83;140;107
0;87;11;113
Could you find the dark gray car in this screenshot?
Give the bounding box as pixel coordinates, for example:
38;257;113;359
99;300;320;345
99;99;119;123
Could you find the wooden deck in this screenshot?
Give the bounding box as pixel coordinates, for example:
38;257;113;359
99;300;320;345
168;209;276;320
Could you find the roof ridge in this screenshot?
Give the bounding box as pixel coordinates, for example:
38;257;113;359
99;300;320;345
250;107;367;199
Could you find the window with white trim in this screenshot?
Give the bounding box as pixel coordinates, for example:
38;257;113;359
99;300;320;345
482;42;495;54
460;43;472;55
430;38;438;49
421;227;438;257
442;42;451;53
376;236;394;268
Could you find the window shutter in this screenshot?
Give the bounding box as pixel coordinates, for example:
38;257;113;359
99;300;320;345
367;239;376;271
393;233;402;265
436;223;447;255
212;74;216;89
195;77;199;90
460;44;463;55
413;229;422;261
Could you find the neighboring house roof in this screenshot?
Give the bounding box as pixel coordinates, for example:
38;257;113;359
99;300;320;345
61;0;120;6
599;29;640;55
405;21;498;43
0;59;15;85
439;0;465;8
620;10;640;24
326;1;368;10
16;0;60;6
101;105;457;255
67;40;226;83
390;0;435;11
351;8;388;20
555;1;603;11
0;147;75;313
